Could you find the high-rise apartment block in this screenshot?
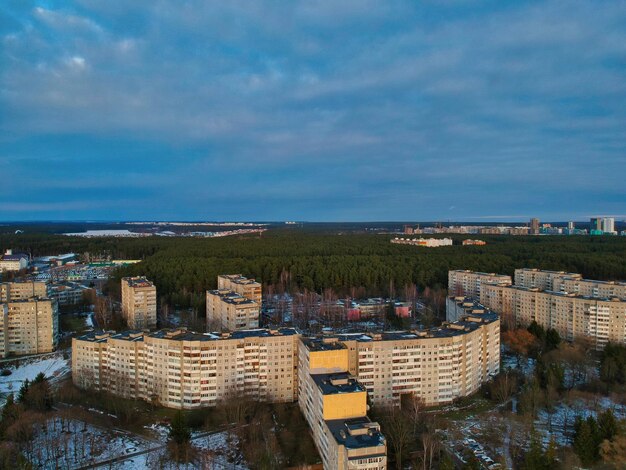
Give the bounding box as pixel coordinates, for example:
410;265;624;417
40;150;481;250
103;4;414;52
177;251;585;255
73;328;300;408
480;284;626;349
217;274;262;304
73;316;498;468
590;217;616;235
73;317;499;410
121;277;157;329
298;339;387;469
0;298;58;357
448;270;512;298
514;268;582;291
0;281;48;302
206;289;260;331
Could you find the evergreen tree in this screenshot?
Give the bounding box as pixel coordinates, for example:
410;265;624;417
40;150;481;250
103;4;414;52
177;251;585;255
597;409;618;442
169;410;191;446
545;328;561;351
574;416;600;465
17;379;29;404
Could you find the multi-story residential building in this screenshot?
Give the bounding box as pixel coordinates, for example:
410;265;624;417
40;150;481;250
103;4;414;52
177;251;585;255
0;281;48;302
121;277;157;329
557;278;626;299
0;250;29;272
391;237;453;247
298;338;386;470
0;298;58;357
332;314;500;407
48;282;92;306
448;270;512;298
480;284;626;349
530;218;540;235
206;289;259;331
73;328;300;409
217;274;262;304
514;268;582;291
462;239;487;246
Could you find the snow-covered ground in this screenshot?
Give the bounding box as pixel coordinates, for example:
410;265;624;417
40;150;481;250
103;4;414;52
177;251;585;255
0;352;70;405
26;417;155;469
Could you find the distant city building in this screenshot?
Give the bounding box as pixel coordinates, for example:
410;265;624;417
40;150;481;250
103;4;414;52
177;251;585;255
462;239;486;246
391;237;453;247
603;217;616;234
0;249;29;272
448;270;512;298
590;217;616;235
0;298;58;357
530;218;540;235
121;277;157;329
206;288;260;331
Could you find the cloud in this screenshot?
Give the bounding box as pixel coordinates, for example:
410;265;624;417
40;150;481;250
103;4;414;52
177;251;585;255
0;0;625;220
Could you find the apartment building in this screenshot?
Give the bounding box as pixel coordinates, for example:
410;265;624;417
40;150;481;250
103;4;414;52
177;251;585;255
448;270;512;298
121;277;157;329
298;339;387;470
333;314;500;407
0;250;29;272
0;298;58;357
557;278;626;299
514;268;582;291
0;281;48;302
391;237;453;247
206;289;259;331
480;284;626;349
72;328;300;409
217;274;262;304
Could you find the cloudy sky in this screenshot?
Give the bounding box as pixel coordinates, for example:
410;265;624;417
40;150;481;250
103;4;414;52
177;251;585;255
1;0;625;222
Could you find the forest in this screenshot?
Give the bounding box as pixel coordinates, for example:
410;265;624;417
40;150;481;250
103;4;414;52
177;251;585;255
1;229;626;310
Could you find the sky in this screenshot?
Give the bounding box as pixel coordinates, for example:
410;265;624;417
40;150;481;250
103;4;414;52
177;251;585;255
1;0;625;222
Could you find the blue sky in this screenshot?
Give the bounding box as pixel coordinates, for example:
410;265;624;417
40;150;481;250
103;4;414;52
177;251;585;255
1;0;625;222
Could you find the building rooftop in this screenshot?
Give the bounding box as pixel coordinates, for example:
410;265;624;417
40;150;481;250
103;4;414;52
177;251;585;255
218;274;261;286
498;285;626;302
312;372;365;395
76;327;299;344
207;289;257;305
326;417;386;450
302;337;347;352
123;277;154;288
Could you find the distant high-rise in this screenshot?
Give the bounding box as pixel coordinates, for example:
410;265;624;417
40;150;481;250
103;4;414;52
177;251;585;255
530;218;540;235
567;221;575;231
603;217;615;234
590;217;603;233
